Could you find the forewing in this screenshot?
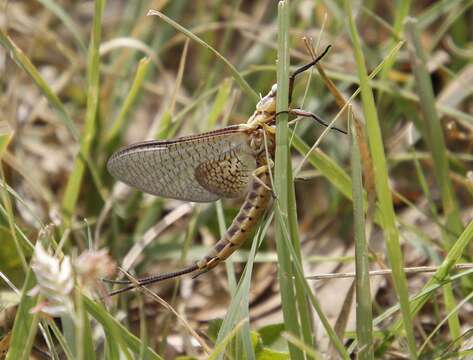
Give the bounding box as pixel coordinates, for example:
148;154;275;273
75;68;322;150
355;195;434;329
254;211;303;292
107;127;256;202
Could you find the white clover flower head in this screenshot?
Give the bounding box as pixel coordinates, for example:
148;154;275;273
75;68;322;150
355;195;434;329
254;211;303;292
76;248;116;288
29;242;74;316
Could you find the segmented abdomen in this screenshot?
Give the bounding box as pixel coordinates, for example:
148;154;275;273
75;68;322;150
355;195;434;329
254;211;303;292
196;166;271;271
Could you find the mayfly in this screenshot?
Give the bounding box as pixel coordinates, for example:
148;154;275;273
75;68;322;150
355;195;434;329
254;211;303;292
105;45;345;296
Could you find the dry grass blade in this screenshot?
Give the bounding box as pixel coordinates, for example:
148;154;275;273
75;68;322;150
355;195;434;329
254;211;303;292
307;263;473;280
121;203;194;272
329;280;355;359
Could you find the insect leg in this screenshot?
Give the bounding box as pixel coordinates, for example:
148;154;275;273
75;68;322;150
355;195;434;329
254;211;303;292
261;122;276;135
262;128;276;188
252;164;275;197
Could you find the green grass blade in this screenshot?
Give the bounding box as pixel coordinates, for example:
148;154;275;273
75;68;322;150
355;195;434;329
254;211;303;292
61;0;104;217
215;218;270;360
360;268;473;357
322;68;473;126
291;133;352;199
384;215;473;347
377;0;411;92
350;117;374;360
283;332;320;359
206;78;232;128
1;168;28;271
5;270;39;360
288;164;314;358
0;203;35;252
36;0;87;52
209;319;248;360
47;319;75;360
408;220;473;321
0;122;13;157
105;57;151;150
417;0;465;29
405;18;463;239
274;2;303;360
77;290;96;360
83;296;163;359
347;267;473;354
419;291;473;355
273;208;350;359
405;17;464;340
343;1;417;357
0;31;78;140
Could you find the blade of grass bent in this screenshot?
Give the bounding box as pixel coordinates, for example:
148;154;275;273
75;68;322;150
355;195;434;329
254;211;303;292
147;9;258;103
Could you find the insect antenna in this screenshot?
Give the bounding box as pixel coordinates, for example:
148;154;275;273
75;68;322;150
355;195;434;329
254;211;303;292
276;109;347;135
283;44;347;135
288;44;331;105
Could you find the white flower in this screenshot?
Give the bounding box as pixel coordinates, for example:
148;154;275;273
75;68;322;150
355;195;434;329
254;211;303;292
76;248;116;289
29;242;74;316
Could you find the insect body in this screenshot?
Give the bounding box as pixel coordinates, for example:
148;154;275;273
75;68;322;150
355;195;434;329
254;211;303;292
105;46;342;296
106;86;277;296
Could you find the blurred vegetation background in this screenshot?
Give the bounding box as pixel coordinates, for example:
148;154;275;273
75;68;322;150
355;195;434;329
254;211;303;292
0;0;472;359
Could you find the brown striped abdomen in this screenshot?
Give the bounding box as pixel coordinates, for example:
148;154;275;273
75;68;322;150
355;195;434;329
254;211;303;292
196;169;271;271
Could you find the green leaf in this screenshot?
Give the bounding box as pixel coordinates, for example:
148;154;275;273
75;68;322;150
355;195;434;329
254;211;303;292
6;270;39;360
83;297;163;359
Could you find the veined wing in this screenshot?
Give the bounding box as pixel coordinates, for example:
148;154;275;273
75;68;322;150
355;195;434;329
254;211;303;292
107;126;257;202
